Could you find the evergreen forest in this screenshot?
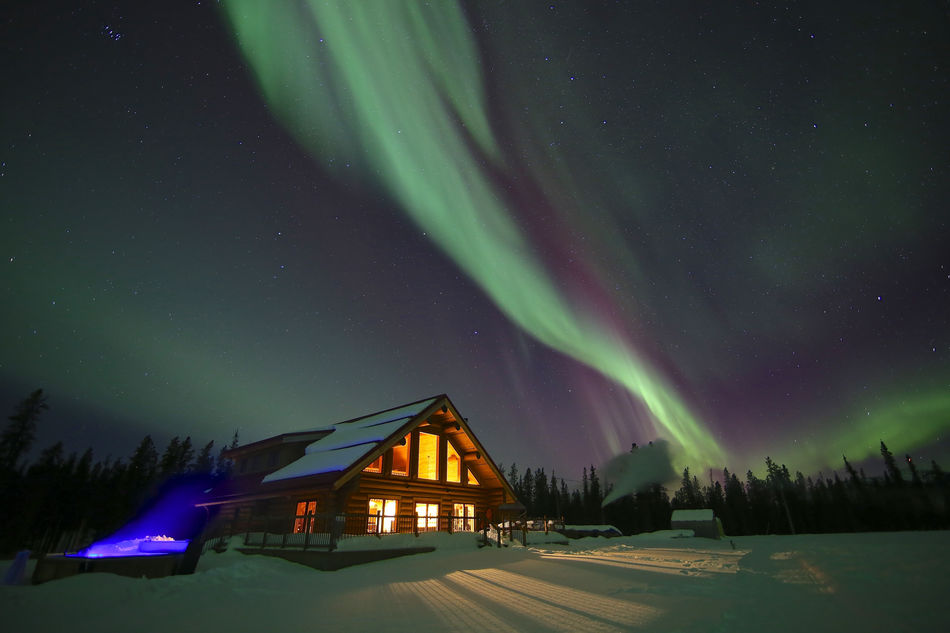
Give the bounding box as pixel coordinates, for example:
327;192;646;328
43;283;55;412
2;389;948;554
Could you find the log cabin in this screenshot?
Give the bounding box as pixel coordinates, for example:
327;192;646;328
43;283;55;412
198;394;519;541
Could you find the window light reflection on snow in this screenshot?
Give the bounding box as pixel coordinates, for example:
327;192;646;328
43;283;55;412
440;568;662;630
537;547;746;578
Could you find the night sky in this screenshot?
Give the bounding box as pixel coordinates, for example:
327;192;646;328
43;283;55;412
2;1;948;482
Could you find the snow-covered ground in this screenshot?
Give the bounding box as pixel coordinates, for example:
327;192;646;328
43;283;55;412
3;530;946;632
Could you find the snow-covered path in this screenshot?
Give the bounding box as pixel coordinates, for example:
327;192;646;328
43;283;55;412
3;531;946;632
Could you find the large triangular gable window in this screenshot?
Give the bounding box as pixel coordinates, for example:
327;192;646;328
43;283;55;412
392;433;410;476
418;431;439;480
446;442;461;483
363;455;382;473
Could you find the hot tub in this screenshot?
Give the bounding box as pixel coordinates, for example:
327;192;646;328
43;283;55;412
32;537;193;584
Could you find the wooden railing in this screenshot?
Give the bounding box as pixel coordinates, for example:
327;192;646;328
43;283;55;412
202;510;489;552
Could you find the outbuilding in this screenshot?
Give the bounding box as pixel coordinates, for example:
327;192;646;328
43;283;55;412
670;508;723;539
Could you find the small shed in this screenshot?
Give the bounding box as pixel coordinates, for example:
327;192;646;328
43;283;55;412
670;509;722;539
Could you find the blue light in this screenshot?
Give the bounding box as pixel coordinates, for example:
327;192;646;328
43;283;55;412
71;475;213;559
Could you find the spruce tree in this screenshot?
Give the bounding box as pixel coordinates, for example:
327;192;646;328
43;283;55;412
177;436;195;473
587;465;603;523
880;441;904;486
215;430;239;478
905;455;922;488
159;436;182;478
129;435;158;483
194;441;215;475
0;388;48;470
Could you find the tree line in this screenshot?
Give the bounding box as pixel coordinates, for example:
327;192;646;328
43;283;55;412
0;389;237;554
3;389;948;552
505;442;950;536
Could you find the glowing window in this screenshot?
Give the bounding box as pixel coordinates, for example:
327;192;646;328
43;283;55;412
391;434;410;476
417;432;439;480
415;502;439;531
368;498;397;533
453;503;475;532
363;455;382;473
446;442;460;483
293;500;317;533
467;469;480;486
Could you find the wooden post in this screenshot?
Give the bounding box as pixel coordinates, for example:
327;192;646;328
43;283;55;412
244;508;252;546
304;512;311;551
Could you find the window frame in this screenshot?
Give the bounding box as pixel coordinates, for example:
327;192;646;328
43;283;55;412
368;498;398;534
391;433;410;477
363;454;383;473
452;502;476;532
416;431;440;481
293;500;318;533
415;502;440;531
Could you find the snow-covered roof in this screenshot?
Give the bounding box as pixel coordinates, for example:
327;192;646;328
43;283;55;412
262;397;439;483
671;509;714;521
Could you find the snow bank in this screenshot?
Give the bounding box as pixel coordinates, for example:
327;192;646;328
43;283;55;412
2;530;947;632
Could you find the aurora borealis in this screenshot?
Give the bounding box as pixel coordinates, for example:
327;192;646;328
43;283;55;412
2;1;947;480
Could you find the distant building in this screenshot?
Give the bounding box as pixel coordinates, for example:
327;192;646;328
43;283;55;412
198;394;518;542
670;509;723;539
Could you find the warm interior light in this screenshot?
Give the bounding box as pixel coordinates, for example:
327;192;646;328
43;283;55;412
363;454;383;473
467;470;480;486
392;433;410;476
294;500;318;533
368;498;397;533
447;442;461;483
453;503;475;531
417;432;439;480
415;502;439;531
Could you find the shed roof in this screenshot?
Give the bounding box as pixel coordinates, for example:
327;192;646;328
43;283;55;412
671;509;715;521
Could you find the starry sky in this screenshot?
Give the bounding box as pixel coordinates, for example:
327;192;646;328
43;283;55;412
2;0;948;482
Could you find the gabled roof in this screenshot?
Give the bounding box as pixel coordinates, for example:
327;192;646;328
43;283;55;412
244;394;515;500
261;396;440;484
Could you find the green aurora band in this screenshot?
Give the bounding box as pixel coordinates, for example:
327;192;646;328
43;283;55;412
221;1;727;468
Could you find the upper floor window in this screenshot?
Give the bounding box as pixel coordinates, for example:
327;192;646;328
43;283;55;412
363;455;382;473
446;442;461;483
417;432;439;480
391;434;410;476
